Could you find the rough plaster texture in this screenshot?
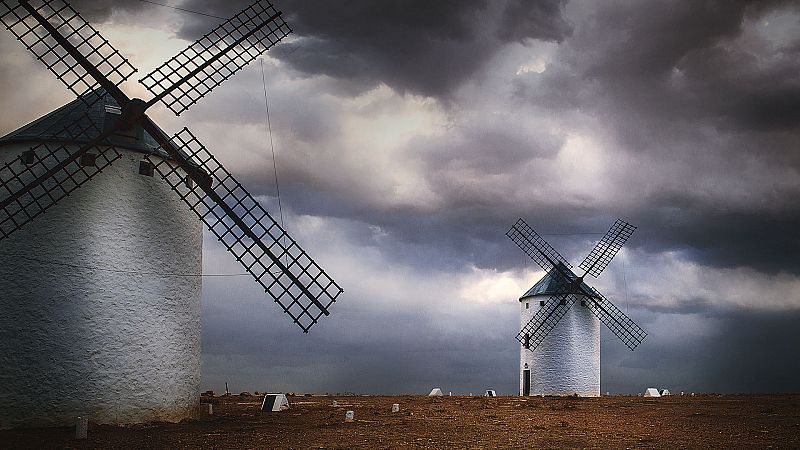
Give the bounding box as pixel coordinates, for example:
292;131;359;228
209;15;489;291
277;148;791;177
519;296;600;397
0;143;203;428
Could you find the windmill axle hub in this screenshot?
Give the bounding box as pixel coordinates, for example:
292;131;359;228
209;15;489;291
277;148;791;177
120;98;148;128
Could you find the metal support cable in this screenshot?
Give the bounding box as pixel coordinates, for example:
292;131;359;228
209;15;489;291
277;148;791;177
260;58;289;266
136;0;226;19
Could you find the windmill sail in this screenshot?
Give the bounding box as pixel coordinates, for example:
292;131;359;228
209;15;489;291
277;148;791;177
0;0;137;102
507;218;573;276
146;128;342;332
579;219;636;278
584;286;647;350
140;0;291;116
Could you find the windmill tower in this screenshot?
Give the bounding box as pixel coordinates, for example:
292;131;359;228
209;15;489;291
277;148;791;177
507;219;646;397
0;0;342;428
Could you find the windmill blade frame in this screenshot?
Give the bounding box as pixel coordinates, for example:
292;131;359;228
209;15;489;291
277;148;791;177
145;128;342;332
507;218;573;276
0;0;137;103
139;0;291;116
584;286;647;350
517;293;578;352
579;219;636;278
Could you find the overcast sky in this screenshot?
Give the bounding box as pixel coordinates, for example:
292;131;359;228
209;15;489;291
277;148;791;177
2;0;799;395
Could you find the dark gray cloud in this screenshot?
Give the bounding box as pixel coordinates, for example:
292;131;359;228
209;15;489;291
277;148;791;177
515;1;800;136
78;0;800;277
503;0;800;274
497;0;572;44
603;309;800;394
206;0;799;276
634;204;800;274
67;0;148;22
173;0;799;280
177;0;573;98
525;0;800;140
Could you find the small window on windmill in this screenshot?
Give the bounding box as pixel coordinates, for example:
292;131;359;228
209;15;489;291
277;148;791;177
80;153;97;167
102;104;122;133
525;302;529;309
539;300;545;307
20;150;35;166
105;104;122;115
580;299;586;307
523;333;530;349
139;160;154;177
103;102;141;145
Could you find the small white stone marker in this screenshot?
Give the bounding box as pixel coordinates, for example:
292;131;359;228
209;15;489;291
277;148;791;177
75;416;88;440
449;391;452;396
332;400;338;407
391;403;400;413
207;403;213;415
345;410;354;422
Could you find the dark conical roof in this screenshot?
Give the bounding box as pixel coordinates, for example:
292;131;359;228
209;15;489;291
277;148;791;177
520;262;592;299
0;89;165;155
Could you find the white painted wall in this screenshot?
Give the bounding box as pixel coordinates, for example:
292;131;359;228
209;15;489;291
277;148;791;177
519;296;600;397
0;142;203;428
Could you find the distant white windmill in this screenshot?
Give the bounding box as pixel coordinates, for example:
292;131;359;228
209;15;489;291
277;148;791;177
507;219;646;397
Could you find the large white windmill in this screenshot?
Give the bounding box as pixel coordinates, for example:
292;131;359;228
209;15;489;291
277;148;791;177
0;0;342;428
507;218;646;397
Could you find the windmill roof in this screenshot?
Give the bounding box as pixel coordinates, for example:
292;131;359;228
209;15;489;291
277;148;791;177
520;263;593;299
0;89;167;157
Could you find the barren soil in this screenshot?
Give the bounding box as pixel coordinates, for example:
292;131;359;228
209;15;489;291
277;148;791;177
1;394;799;449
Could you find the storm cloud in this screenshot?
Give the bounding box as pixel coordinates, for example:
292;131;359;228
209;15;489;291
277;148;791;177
1;0;799;394
177;0;573;98
186;0;800;276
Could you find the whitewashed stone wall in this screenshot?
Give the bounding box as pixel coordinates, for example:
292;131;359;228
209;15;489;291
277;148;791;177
519;296;600;397
0;142;203;428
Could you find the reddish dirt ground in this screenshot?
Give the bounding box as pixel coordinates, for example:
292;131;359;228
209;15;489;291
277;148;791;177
1;394;798;449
